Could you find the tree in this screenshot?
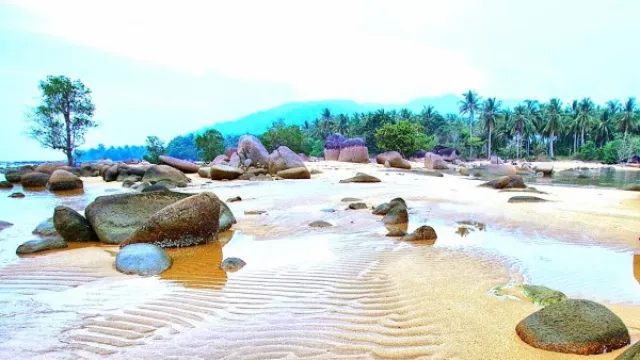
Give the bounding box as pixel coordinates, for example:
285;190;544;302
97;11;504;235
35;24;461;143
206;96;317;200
459;90;482;158
512;105;528;159
480;97;502;159
374;120;435;158
577;98;595;146
27;75;96;166
195;129;225;162
259;121;310;154
619;97;637;139
543;98;563;158
595;108;614;146
143;136;165;164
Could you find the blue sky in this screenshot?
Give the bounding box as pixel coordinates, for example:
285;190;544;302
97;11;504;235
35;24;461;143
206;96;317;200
1;0;638;161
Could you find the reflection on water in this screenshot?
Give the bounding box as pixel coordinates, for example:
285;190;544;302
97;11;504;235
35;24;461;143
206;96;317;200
528;167;640;189
405;217;640;304
162;240;227;289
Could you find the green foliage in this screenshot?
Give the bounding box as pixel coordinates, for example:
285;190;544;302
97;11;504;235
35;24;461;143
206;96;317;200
309;139;324;157
165;134;198;160
259;121;310;154
143;136;165;164
374;120;435;158
618;135;640;162
195;129;225;162
27;75;96;165
598;140;619;164
575;141;598;161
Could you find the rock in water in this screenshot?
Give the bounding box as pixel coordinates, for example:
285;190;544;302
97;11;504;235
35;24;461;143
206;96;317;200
508;196;548;203
142;165;190;186
8;192;25;198
533;163;554;176
485;164;517;177
0;180;13;189
424;152;449;170
237;135;270;168
382;199;408;231
386;228;407;237
515;299;630;355
210;164;243;180
141;184;172;193
268;146;307;174
347;202;368;210
339;172;381;183
309;220;333;228
376;151;411;169
122;192;221;248
615;341;640;360
86;191;235;245
115;243;172;276
480;175;526;189
159;155;199;173
47;170;83;191
0;220;13;232
220;257;246;272
53;206;98;242
401;225;437;241
16;238;67;254
103;164;119;182
20;172;50;188
4;165;34;182
32;217;58;238
373;198;406;215
276;167;310;179
520;285;567;306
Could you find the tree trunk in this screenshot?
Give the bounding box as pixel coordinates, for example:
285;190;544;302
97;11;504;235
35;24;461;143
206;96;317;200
581;128;585;147
469;111;474;159
516;133;520;160
487;127;492;159
64;106;73;167
573;132;577;154
549;130;555;158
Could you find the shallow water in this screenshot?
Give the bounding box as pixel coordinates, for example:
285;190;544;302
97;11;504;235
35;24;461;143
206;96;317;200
528;167;640;189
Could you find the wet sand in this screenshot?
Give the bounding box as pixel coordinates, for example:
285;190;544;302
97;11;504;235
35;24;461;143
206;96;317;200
0;160;639;359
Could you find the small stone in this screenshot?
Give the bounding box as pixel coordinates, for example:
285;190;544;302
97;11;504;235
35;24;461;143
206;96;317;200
309;220;333;228
9;192;25;198
341;197;361;202
401;226;437;241
16;238;67;254
245;210;266;215
310;169;323;175
220;257;246;272
339;172;381;183
321;208;336;213
508;196;548;203
227;196;242;202
347;202;368;210
116;243;172;276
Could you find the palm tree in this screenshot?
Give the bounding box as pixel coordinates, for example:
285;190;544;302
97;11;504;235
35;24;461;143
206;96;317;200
577;98;595;146
335;114;349;134
543;98;563;158
567;100;580;153
459;90;482;158
606;100;621;115
420;105;444;134
619;97;637;139
512;105;528;160
399;108;414;121
480;97;502;159
596;108;614;146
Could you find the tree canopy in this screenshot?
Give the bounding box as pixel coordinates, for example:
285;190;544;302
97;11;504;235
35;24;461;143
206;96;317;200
195;129;225;162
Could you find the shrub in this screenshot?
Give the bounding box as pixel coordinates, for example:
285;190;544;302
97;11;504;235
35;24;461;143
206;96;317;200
575;141;598;161
375;120;435;158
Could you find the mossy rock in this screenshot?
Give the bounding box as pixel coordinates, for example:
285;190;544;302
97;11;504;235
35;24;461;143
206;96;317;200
520;285;567;306
309;220;333;228
347;202;368;210
516;299;630;355
616;341;640;360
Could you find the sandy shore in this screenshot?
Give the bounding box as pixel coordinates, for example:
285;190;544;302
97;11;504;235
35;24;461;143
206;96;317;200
0;160;638;359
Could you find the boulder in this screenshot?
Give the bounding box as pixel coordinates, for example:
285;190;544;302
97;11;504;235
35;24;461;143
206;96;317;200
159;155;199;173
386;228;407;237
520;285;567;306
226;196;242;202
122;175;142;188
118;164;148;178
9;192;25;198
490;155;504;164
0;220;13;231
210;154;229;166
53;206;98;242
424;152;449;170
32;217;58;238
4;165;34;183
339;172;381;183
34;163;62;174
210;164;243;180
432;146;458;161
376;151;411;169
78;164;99;177
224;148;238;158
373;198;407;216
309;220;333;228
16;238;67;254
142;165;190;185
533;163;554;176
625;185;640;192
508;196;548;203
412;150;427;159
485;164;517;177
276;167;310;179
20;172;50;187
141;184;172;193
347;202;368;210
400;225;437;241
267;146;306;175
115;243;172;276
237;135;269;168
103;164;119;182
516;299;630;355
382;199;408;231
122;192;221;248
57;166;81;176
480;175;526;189
47;170;83;191
198;167;211;178
616;341;640;360
338;137;369;163
228;152;241;168
86;191;235;245
324;133;345;161
0;180;13;189
220;257;246;272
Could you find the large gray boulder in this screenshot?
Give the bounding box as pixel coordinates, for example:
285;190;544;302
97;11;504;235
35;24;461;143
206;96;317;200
159;155;199;174
4;165;34;183
424;152;449;170
47;170;83;191
267;146;306;175
376;151;411;169
32;217;58;238
20;172;50;188
142;165;190;186
210;164;243;180
85;191;235;245
53;206;98;242
122;192;221;248
237;135;270;168
115;243;172;276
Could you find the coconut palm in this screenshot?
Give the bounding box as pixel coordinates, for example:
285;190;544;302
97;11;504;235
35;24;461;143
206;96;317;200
480;97;502;159
595;108;614;146
619;97;637;139
543;98;563;158
576;98;595;146
512;105;528;159
606;100;622;115
459;90;482;157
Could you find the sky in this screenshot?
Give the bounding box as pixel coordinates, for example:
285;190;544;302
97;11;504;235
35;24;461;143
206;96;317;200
1;0;639;161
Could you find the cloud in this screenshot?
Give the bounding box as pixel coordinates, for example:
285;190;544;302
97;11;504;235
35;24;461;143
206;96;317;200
9;0;485;102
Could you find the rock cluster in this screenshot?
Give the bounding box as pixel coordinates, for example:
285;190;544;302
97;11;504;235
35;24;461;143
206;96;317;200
323;133;369;163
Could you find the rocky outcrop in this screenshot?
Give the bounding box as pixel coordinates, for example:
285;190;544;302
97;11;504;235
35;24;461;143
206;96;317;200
339;172;381;183
268;146;307;174
376;151;411;169
424;152;449;170
20;172;50;187
338;137;369;163
16;238;67;254
237;135;270;168
34;163;62;174
516;299;630;355
142;165;190;186
53;206;98;242
123;192;221;248
4;165;34;182
115;243;172;276
400;225;437;241
32;217;58;238
47;170;83;191
159;155;199;173
480;175;526;189
432;146;458;161
323;133;345;161
220;257;246;272
210;164;243;180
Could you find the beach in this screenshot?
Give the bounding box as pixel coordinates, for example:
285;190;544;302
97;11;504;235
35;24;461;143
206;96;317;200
0;160;639;359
